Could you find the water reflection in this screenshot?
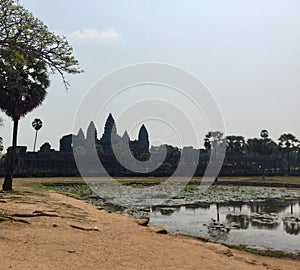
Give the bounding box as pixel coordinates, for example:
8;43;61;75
226;214;250;229
283;222;300;235
151;200;300;236
250;216;280;230
220;201;299;233
249;201;289;214
150;199;300;252
159;208;177;216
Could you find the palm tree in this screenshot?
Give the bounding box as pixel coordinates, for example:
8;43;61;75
226;135;245;155
0;48;49;191
32;118;43;152
260;129;269;139
259;130;270;178
278;133;299;175
205;131;225;183
0;0;81;191
205;131;224;157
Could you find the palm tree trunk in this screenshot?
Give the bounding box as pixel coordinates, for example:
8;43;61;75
2;119;19;191
287;149;290;175
33;129;38;152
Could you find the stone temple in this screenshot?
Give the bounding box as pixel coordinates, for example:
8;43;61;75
60;113;150;160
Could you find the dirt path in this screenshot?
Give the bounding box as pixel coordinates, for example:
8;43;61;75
0;179;299;270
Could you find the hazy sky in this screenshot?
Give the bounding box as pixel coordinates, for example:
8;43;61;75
1;0;300;151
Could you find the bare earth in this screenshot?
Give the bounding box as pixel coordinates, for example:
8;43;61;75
0;178;299;270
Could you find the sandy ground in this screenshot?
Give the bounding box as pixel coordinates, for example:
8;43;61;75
0;178;299;270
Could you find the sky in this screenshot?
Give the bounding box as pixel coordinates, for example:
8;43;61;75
1;0;300;151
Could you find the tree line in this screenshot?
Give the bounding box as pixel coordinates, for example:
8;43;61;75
204;130;299;174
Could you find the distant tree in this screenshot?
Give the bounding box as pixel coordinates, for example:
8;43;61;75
226;135;245;155
278;133;299;174
159;162;172;172
261;138;278;156
205;131;225;182
246;138;260;156
260;130;269;139
163;145;180;167
0;0;82;191
247;133;278;177
205;131;224;157
139;152;150;161
204;135;211;151
39;142;52;152
246;138;278;157
32;118;43;152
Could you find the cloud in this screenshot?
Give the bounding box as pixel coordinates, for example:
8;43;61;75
67;28;121;42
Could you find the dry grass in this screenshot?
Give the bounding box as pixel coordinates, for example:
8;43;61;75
1;176;300;190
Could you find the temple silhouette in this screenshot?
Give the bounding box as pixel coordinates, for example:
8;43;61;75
60;113;150;160
0;113;160;177
0;113;295;177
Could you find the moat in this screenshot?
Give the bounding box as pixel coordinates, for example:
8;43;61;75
150;199;300;253
47;181;300;253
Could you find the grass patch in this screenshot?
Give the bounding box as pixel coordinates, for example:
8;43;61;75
218;176;300;185
39;182;93;197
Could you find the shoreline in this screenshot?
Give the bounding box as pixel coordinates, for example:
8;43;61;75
0;178;299;269
39;177;300;258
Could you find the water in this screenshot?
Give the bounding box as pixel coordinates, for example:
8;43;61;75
49;182;300;252
150;200;300;252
